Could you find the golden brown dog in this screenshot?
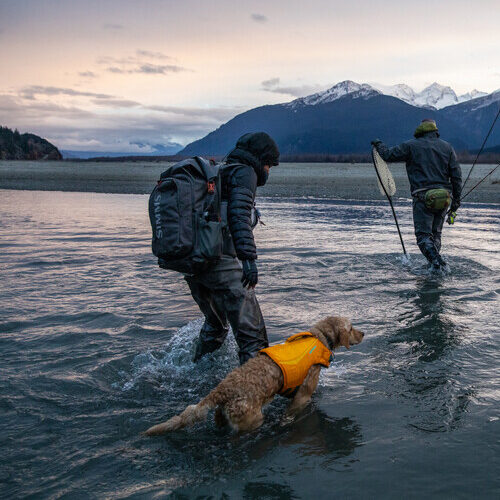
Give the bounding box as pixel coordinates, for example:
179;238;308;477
145;316;364;435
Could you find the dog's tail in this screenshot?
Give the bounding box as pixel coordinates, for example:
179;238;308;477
144;393;218;436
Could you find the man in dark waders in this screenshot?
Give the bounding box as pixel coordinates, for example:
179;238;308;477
186;132;280;365
372;119;462;269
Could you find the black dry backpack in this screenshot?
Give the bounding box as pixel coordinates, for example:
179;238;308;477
148;157;225;274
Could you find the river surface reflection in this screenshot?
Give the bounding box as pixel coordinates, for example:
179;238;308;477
0;189;498;498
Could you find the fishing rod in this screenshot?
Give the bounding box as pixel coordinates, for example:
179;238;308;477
447;105;500;224
372;147;407;255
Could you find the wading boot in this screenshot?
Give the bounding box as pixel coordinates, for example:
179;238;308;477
192;322;228;362
419;240;443;271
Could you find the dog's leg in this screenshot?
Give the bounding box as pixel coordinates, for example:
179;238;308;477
225;398;265;432
214;406;228;428
144;393;218;436
231;409;264;432
286;364;321;416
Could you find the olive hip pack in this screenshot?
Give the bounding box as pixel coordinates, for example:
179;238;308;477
424;188;451;211
148;157;226;274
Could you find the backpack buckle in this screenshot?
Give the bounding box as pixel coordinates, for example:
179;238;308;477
207;181;216;194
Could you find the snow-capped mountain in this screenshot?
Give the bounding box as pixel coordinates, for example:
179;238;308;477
371;83;417;104
287;80;488;110
287;80;379;109
413;83;458;108
372;82;488;109
458;89;488;103
180;80;500;157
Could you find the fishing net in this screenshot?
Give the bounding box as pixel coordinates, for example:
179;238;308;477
371;146;407;256
372;147;396;197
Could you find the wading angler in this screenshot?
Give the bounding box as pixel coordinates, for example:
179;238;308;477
372;119;462;269
149;132;280;365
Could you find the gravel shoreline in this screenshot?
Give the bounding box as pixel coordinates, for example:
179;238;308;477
0;161;498;203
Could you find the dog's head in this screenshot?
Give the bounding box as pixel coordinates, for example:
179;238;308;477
314;316;364;350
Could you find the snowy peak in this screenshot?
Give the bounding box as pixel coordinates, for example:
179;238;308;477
414;82;458;109
372;83;417;103
288;80;379;108
458;89;488;103
372;81;490;109
286;80;493;110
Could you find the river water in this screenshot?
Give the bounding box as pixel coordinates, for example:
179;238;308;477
0;189;499;498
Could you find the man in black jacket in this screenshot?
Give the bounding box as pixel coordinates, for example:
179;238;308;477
185;132;279;365
372;119;462;269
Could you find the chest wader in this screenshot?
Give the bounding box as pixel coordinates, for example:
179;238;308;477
413;190;449;265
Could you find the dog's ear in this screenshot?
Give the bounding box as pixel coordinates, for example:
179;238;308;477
339;329;350;349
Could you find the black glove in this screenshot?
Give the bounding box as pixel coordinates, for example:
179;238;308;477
450;199;460;212
371;138;382;147
241;260;258;288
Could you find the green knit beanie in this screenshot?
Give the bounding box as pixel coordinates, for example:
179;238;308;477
414;119;438;138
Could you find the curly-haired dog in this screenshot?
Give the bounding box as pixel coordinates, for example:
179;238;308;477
145;316;364;434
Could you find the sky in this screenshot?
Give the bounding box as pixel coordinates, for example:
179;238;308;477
1;0;499;153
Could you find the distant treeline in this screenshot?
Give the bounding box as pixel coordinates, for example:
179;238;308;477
76;150;500;164
0;126;62;160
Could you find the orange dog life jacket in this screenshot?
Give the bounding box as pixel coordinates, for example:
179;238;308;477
260;332;331;396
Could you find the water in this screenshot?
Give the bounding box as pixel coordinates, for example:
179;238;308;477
0;189;499;498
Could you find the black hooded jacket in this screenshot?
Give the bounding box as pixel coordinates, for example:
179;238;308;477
220;133;279;261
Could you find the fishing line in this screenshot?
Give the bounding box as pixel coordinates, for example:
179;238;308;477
447;106;499;224
372;147;407;255
460;162;500;201
461;105;500;193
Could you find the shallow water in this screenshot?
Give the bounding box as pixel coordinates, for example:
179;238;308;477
0;189;499;498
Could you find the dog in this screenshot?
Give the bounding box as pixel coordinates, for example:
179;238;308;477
144;316;364;435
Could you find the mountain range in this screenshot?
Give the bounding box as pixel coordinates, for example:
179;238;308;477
62;140;182;159
370;82;487;109
180;81;500;157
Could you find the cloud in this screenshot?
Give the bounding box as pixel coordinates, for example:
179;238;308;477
134;63;186;74
136;49;171;60
145;104;242;121
97;51;172;65
19;85;113;100
251;13;268;23
79;71;97;78
91;98;141;108
0;92;241;151
0;94;95;120
98;51;187;75
261;78;280;89
103;24;124;30
105;64;187;75
97;56;136;65
9;85;239;121
261;77;326;97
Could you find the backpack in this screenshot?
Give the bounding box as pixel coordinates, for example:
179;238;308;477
148;156;225;274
